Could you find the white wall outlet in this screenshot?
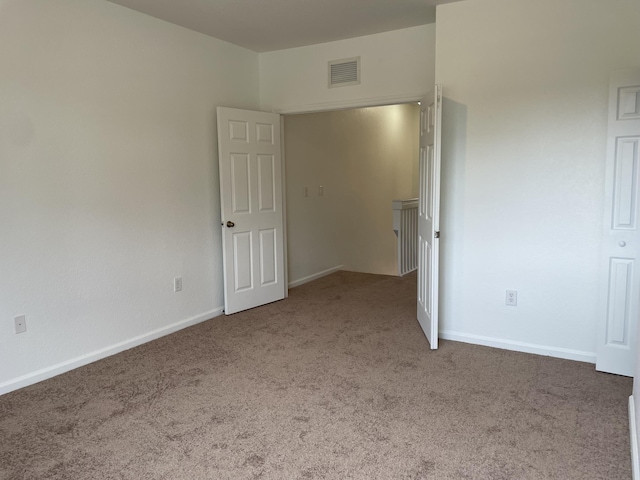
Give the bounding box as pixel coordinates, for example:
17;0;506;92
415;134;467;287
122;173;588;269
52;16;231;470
14;315;27;334
506;290;518;306
174;277;183;293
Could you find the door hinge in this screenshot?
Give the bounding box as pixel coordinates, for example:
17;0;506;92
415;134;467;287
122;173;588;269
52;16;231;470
434;231;440;239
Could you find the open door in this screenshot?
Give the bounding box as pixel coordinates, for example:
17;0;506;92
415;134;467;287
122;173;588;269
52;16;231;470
596;69;640;376
417;86;442;349
217;107;286;315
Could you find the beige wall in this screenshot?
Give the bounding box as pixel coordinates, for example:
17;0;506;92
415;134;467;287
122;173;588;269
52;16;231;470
284;103;419;283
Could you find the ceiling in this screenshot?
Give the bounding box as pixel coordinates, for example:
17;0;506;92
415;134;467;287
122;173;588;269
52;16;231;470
106;0;460;53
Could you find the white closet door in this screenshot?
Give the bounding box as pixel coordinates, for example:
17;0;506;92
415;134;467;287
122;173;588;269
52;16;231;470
596;69;640;376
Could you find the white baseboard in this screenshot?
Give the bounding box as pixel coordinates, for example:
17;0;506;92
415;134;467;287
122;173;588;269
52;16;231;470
631;396;639;480
439;330;596;364
0;307;223;396
288;265;344;288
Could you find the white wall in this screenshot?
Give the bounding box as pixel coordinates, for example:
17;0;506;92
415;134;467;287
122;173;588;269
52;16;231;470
634;346;640;467
436;0;640;361
284;104;419;283
0;0;259;393
259;25;435;114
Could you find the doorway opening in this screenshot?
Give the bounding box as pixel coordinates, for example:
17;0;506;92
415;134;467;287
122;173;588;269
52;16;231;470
282;102;421;287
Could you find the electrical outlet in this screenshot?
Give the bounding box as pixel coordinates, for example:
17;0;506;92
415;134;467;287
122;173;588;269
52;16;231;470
14;315;27;334
506;290;517;306
174;277;183;293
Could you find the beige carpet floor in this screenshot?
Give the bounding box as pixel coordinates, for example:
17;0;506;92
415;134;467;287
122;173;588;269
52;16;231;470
0;271;633;479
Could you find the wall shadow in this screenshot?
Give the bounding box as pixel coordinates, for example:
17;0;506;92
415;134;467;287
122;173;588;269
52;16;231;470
439;97;467;333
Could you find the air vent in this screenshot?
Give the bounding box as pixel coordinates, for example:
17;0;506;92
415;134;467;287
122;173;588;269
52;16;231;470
328;57;360;88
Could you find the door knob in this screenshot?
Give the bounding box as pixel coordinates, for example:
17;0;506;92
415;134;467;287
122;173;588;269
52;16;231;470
226;221;235;228
618;241;626;247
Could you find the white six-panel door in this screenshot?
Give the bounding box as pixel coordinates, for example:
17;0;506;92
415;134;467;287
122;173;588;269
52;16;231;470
217;107;285;315
417;86;442;349
596;69;640;376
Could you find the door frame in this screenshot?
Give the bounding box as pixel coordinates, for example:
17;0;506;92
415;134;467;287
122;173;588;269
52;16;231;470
272;92;428;290
269;93;424;292
280;115;289;296
273;93;425;116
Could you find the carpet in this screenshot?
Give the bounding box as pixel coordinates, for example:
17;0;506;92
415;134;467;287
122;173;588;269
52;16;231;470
0;271;632;479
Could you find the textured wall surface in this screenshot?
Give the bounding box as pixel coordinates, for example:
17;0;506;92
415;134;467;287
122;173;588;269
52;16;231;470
436;0;640;360
0;0;259;392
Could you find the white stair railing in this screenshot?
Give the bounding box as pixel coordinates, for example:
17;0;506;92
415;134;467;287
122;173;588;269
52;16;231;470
392;198;419;276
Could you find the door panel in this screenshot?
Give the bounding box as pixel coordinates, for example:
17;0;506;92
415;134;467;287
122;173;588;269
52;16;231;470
258;155;276;212
613;137;638;229
618;87;640;120
233;231;253;292
596;69;640;376
218;107;285;315
417;86;442;349
259;229;277;286
231;154;251;213
256;123;274;143
605;258;633;345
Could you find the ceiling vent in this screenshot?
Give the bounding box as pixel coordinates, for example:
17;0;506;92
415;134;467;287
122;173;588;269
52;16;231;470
328;57;360;88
